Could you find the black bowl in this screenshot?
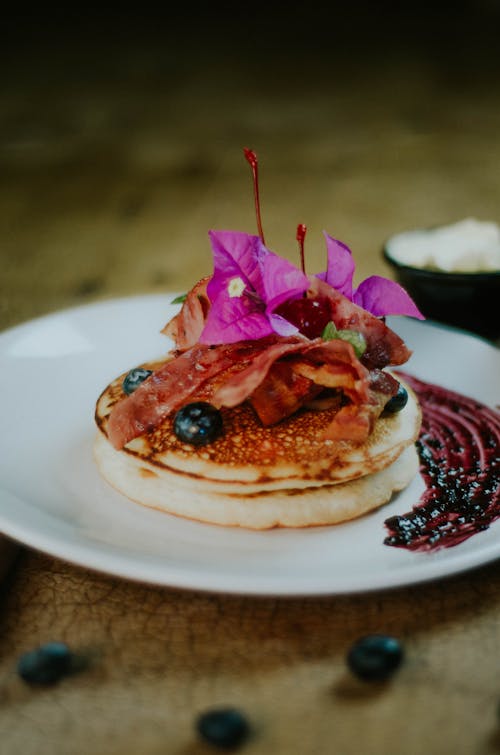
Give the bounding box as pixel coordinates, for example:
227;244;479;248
383;248;500;341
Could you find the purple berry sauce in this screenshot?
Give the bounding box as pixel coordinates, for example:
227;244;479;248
384;373;500;551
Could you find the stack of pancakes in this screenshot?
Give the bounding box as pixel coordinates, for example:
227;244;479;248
94;365;420;529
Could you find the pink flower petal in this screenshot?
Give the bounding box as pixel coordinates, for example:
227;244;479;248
261;252;309;311
318;232;355;299
200;293;273;344
206;230;260;303
353;276;425;319
267;312;300;336
202;229;307;343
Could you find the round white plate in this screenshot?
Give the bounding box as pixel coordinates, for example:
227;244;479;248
0;295;499;596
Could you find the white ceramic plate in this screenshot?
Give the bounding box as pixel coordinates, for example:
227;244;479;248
0;295;499;596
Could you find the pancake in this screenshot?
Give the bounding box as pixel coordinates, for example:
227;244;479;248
94;434;418;528
94;365;421;528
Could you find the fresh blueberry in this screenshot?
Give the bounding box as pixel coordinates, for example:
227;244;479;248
173;402;223;446
196;707;249;749
17;642;73;685
347;634;404;681
383;384;408;414
122;367;153;395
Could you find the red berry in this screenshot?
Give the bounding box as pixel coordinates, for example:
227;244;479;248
276;297;331;339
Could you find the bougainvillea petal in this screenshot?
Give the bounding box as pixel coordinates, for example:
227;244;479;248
267;312;300;336
261;251;309;311
200;228;424;345
317;232;355;299
353;276;425;319
205;230;260;303
200;294;274;343
200;230;307;344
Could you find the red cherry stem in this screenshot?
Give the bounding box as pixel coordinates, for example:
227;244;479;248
243;147;265;244
296;223;307;274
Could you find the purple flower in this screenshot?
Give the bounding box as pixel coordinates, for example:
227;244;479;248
200;231;310;344
317;234;355;298
320;232;424;319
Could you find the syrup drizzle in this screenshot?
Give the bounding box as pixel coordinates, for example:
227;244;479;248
384;373;500;551
243;147;265;244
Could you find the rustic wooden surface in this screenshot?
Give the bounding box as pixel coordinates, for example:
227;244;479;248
1;7;500;754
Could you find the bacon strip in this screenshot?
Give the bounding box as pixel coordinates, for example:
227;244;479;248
110;271;411;448
323;404;372;442
248;362;322;426
368;369;400;397
161;277;210;351
212;339;312;408
107;337;303;449
163;275;411;371
213;338;368;409
308;277;412;369
108;335;375;449
321;383;393;441
290;341;369;403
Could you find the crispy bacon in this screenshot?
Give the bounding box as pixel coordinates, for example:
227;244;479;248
213;338;368;409
108;337;303;449
109;274;412;449
163;275;411;371
212;339;312;408
108;335;376;449
215;341;393;444
308;277;412;369
321;378;397;442
161;277;210;351
289;341;369;404
248;362;322;426
369;369;400;397
323;404;372;442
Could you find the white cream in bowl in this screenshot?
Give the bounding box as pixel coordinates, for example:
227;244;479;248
385;218;500;273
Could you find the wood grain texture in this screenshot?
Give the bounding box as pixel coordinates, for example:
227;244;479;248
2;550;500;754
1;5;500;754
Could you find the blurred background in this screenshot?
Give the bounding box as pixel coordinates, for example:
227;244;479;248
2;1;500;329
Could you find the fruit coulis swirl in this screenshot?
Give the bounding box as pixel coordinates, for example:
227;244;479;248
384;373;500;551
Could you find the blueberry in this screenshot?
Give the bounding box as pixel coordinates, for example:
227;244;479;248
196;707;249;749
173;402;223;446
383;384;408;414
347;635;404;681
17;642;73;685
122;367;153;395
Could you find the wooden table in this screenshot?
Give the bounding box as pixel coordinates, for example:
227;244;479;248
1;8;500;754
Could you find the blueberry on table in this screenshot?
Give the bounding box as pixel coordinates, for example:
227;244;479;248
17;642;73;685
174;402;223;445
383;384;408;414
122;367;153;395
347;635;404;681
196;707;250;749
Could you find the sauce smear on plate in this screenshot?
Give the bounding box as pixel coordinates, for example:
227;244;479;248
384;373;500;551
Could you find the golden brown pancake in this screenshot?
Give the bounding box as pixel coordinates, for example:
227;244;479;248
94;365;421;528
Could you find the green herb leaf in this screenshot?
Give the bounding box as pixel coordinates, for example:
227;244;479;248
321;321;366;358
321;321;338;340
171;293;187;305
336;329;367;358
